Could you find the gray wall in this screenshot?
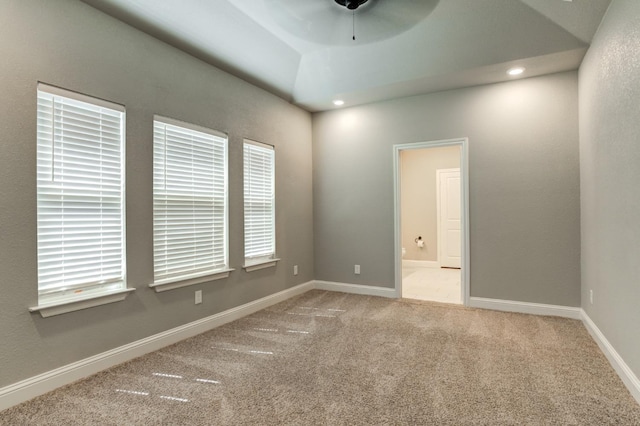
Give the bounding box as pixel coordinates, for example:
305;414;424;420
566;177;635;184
401;146;460;262
313;72;581;305
579;0;640;380
0;0;313;388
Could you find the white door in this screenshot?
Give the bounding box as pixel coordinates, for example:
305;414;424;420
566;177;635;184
437;169;461;268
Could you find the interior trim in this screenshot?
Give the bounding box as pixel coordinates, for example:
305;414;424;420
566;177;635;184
243;258;281;272
7;284;638;413
1;281;313;411
29;288;136;318
468;297;581;319
149;269;234;292
581;309;640;405
393;138;470;306
314;280;396;298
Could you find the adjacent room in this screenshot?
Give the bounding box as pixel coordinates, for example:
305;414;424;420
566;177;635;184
1;0;639;423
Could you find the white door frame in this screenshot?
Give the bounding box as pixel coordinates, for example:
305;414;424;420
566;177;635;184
393;138;470;305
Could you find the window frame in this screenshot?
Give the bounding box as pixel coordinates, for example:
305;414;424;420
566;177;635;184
30;83;132;317
150;116;232;292
242;139;278;271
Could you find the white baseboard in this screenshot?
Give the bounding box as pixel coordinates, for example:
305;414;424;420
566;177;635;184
314;280;397;298
468;297;582;319
402;260;439;268
0;281;314;412
468;298;639;404
5;283;638;413
581;309;640;405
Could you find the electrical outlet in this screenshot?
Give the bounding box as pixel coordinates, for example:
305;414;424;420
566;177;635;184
589;289;593;304
354;264;360;275
293;265;298;276
195;290;202;305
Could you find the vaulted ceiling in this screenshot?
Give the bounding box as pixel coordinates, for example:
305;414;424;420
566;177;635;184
81;0;611;111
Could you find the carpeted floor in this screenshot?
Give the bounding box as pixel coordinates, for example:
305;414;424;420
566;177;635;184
2;290;639;425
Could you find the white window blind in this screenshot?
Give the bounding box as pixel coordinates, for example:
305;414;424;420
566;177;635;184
243;140;275;264
36;83;126;305
153;117;228;285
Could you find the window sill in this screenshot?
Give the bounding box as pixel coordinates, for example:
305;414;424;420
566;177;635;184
29;288;135;318
243;258;280;272
149;268;234;293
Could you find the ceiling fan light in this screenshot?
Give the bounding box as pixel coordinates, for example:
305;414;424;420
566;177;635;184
335;0;368;11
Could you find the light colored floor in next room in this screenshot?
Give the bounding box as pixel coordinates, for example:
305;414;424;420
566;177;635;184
402;266;461;304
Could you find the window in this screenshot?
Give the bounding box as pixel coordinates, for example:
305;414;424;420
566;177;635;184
36;83;126;308
243;139;277;269
152;117;229;290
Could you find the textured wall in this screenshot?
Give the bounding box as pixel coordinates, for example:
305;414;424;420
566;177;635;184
579;0;640;380
0;0;313;388
313;72;580;305
400;146;460;262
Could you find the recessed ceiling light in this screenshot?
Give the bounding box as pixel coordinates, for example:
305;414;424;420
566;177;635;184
333;99;345;106
507;67;525;76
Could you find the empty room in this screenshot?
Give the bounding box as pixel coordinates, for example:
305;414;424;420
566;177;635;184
1;0;639;424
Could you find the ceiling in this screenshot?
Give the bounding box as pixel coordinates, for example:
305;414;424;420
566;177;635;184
80;0;612;112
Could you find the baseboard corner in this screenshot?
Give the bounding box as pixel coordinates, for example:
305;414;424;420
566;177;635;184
580;309;640;405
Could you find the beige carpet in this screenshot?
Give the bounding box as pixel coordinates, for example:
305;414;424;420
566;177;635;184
2;290;639;425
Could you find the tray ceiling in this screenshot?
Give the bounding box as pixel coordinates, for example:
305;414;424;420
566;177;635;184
81;0;611;111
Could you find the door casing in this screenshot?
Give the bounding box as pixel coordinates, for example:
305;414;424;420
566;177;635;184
393;138;470;305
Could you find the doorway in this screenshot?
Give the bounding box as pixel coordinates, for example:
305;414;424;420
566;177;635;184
393;138;469;305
